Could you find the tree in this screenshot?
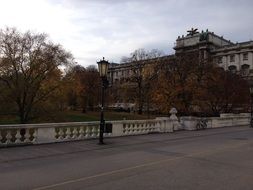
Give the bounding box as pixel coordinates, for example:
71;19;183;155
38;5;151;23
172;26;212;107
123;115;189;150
77;65;100;112
0;28;73;123
203;68;249;114
152;51;249;116
121;48;164;114
64;65;100;113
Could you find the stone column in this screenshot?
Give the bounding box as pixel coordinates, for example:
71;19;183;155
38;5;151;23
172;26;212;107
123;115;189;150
169;108;181;130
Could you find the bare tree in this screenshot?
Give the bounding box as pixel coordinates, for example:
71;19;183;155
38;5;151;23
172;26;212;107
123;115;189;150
0;28;73;123
123;48;164;114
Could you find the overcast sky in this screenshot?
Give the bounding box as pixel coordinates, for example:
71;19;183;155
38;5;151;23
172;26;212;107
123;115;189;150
0;0;253;66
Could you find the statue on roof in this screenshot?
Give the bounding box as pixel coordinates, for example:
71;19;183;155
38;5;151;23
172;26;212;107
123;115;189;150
187;28;199;36
199;29;209;41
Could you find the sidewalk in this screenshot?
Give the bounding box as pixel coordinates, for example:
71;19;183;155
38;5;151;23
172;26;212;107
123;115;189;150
0;126;247;163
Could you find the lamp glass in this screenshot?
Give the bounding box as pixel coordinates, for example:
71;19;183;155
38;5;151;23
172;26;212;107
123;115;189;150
97;59;109;77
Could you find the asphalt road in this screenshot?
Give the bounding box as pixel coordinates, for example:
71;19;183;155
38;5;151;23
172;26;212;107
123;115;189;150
0;126;253;190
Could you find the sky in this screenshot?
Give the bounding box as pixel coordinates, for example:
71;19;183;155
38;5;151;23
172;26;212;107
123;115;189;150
0;0;253;67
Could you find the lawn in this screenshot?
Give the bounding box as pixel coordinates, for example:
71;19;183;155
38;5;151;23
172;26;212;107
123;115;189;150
0;111;155;125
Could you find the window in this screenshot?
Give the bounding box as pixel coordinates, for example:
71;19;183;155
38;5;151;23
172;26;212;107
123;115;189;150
218;57;223;64
243;53;248;61
241;64;250;76
230;55;235;62
228;65;237;73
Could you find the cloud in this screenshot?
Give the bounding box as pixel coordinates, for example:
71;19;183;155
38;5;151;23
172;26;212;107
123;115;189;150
0;0;253;66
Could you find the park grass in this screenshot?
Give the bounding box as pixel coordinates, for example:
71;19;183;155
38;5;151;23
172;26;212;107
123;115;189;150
0;115;20;125
0;111;155;125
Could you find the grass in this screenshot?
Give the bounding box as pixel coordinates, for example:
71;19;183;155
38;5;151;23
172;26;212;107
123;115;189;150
0;110;155;125
0;115;20;125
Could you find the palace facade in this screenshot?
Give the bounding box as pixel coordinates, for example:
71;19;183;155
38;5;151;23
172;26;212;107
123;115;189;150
108;29;253;84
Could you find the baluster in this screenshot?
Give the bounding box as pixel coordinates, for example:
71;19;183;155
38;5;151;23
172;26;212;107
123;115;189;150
146;123;150;132
98;126;102;137
78;127;84;139
152;123;156;131
124;124;129;135
133;124;137;134
65;128;71;139
32;129;37;143
58;128;64;140
130;124;133;134
128;124;133;134
147;124;150;132
138;124;142;133
85;126;90;138
15;129;22;143
143;124;147;132
149;123;153;132
140;124;144;133
136;124;140;133
135;124;138;134
145;123;148;132
91;126;96;137
123;124;126;134
72;127;78;139
24;129;30;143
155;122;159;132
6;130;12;144
140;124;143;133
96;126;100;137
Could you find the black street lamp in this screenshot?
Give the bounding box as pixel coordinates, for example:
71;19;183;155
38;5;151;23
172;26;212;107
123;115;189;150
97;57;110;144
250;86;253;128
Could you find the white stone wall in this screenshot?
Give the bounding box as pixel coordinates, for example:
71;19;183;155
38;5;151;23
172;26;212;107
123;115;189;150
176;35;200;47
180;114;250;130
208;34;232;47
0;118;175;147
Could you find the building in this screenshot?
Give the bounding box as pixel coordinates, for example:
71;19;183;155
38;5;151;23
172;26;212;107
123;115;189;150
108;28;253;83
108;55;174;86
174;28;253;78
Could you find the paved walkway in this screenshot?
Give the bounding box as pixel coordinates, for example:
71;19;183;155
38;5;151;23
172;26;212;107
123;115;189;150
0;126;253;190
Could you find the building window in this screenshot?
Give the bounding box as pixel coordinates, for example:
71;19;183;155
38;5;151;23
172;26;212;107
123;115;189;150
241;64;250;76
230;55;235;62
228;65;237;74
243;53;248;61
218;57;222;64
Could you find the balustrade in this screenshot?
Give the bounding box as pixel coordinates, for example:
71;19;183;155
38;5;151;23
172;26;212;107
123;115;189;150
122;120;160;135
0;128;36;146
0;118;173;147
55;124;100;141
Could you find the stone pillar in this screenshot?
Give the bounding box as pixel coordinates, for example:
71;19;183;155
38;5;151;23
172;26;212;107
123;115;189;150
36;127;56;144
169;108;181;130
111;122;124;137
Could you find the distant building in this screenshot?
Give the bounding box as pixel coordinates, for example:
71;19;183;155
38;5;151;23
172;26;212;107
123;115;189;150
108;55;174;86
108;28;253;84
174;28;253;78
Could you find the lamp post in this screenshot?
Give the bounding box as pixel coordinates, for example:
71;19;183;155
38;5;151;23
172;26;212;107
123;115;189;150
97;57;110;144
250;86;253;128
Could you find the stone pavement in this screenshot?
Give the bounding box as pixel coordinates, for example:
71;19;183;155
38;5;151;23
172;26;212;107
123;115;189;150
0;126;253;190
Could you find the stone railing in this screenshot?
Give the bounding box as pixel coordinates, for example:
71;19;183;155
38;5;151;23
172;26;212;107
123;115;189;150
0;117;174;147
180;113;250;130
1;110;251;147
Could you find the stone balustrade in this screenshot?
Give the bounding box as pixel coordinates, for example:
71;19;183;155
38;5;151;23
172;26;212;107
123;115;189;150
0;111;251;147
0;118;174;147
180;113;250;130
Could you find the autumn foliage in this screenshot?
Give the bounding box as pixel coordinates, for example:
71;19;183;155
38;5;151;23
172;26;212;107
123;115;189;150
0;28;250;123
